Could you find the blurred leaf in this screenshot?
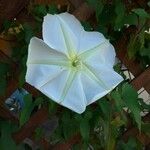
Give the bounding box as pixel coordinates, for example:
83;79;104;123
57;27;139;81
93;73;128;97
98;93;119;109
138;98;150;111
114;0;125;30
141;123;150;136
127;35;140;58
111;116;125;127
2;20;12;31
124;13;138;25
140;47;150;59
148;1;150;7
0;63;9;76
32;4;58;22
34;97;43;106
23;23;34;44
80;118;90;142
19;94;33;127
99;4;116;25
111;91;123;112
132;8;150;18
0;121;17;150
33;5;47;20
86;0;104;20
34;127;44;141
61;112;78;140
98;98;111;121
0;79;7;95
122;84;141;130
47;4;58;14
117;137;139;150
81;21;92;31
19;68;26;87
84;110;92;121
0;63;8;95
48;100;57;114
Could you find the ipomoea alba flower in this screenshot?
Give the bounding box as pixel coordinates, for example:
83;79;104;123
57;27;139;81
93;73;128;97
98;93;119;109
26;12;123;113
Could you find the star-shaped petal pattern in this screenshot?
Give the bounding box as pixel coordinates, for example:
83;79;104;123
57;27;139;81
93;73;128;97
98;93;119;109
26;12;123;113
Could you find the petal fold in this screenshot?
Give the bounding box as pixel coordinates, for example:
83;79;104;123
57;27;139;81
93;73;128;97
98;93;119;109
27;37;68;66
43;13;83;56
83;42;116;68
78;31;106;54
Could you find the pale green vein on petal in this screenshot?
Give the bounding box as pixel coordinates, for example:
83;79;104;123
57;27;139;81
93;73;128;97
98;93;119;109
82;63;109;90
27;60;69;67
39;70;65;89
57;16;76;57
59;70;77;103
78;40;109;60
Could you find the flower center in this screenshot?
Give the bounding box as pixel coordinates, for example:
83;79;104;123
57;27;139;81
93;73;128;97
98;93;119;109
70;55;82;68
72;58;80;67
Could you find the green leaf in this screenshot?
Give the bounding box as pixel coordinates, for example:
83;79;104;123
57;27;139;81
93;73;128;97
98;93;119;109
19;94;33;127
141;123;150;136
127;35;141;58
34;97;43;106
48;100;57;114
0;63;9;76
114;1;125;30
142;122;150;132
2;19;12;31
124;13;138;25
0;78;7;95
111;91;123;112
148;1;150;7
98;98;111;121
86;0;104;20
80;118;90;142
99;4;116;25
140;47;150;59
111;116;125;127
84;110;92;121
0;121;17;150
117;137;138;150
19;68;26;87
122;84;141;130
34;127;44;141
132;8;150;18
23;23;34;44
33;5;47;18
47;4;58;14
81;21;92;31
62;112;78;139
138;98;150;111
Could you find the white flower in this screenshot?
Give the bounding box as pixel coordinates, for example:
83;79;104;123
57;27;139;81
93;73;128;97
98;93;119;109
26;12;123;113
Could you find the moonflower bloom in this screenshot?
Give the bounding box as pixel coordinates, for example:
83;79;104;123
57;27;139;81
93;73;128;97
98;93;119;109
26;12;123;113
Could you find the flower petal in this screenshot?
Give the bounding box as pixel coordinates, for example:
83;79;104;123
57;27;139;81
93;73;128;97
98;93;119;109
39;70;86;113
81;62;123;105
43;13;83;56
27;37;68;66
38;70;70;101
80;40;115;68
61;72;86;113
78;31;106;54
26;64;65;88
26;37;68;88
80;71;109;105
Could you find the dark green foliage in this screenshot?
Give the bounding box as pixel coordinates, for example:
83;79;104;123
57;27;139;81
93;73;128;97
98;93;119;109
0;62;9;95
32;4;59;22
0;121;17;150
19;95;44;127
87;0;150;67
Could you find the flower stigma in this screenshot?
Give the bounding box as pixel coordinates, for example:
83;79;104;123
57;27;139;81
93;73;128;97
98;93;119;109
69;55;82;69
72;58;79;67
